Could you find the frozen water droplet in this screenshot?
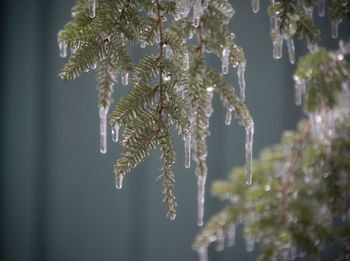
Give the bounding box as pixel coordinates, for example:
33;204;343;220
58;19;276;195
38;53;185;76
197;246;208;261
89;0;98;18
331;20;340;39
164;45;172;59
318;0;325;17
115;175;123;189
245;234;255;252
59;41;67;58
304;6;313;19
226;224;236;247
215;230;225;251
193;0;203;27
293;75;306;106
99;106;108;154
286;37;295;64
111;122;120;142
251;0;260;13
272;33;283;59
238;63;246;101
245;121;254;185
307;41;318;53
222;47;230;74
225;108;232;126
183;50;189;71
197;174;206;226
184;134;191;168
121;71;129;85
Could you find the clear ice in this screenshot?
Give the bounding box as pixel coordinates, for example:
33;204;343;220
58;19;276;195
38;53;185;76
184;134;191;168
318;0;325;17
99;106;108;154
222;47;230;74
111;122;120;142
226;224;236;247
197;246;208;261
193;0;203;27
59;41;67;58
89;0;98;18
238;63;246;100
197;174;206;226
272;33;283;59
251;0;260;13
225;108;232;126
121;71;129;86
183;50;190;71
115;175;123;189
286;37;295;64
245;120;254;185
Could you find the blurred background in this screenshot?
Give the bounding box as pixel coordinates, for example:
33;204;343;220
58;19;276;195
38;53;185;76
1;1;347;261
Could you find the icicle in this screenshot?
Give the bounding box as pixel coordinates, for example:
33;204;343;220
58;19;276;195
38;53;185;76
318;0;325;17
197;174;207;226
331;20;340;39
183;50;189;71
225;108;232;126
238;62;246;101
222;47;230;74
99;106;108;154
307;41;318;53
245;234;255;252
164;45;172;59
272;33;283;59
121;71;129;86
193;0;203;27
115;175;123;189
140;40;147;49
215;230;225;251
304;6;313;19
286;37;295;64
245;120;254;185
226;224;236;247
90;63;97;70
89;0;98;18
184;134;191;168
59;41;67;58
271;15;278;31
111;122;120;142
293;75;306;106
197;246;208;261
251;0;260;13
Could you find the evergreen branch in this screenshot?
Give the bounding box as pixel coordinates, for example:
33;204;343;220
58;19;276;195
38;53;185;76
206;68;252;128
59;40;106;80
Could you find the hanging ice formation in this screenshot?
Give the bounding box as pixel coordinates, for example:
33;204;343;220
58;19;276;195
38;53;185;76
121;71;129;86
89;0;98;18
183;49;190;71
99;106;109;154
245;120;254;185
184;133;191;168
115;174;123;189
238;62;246;100
318;0;325;17
58;40;67;58
293;75;306;106
222;47;230;74
111;122;120;142
251;0;260;13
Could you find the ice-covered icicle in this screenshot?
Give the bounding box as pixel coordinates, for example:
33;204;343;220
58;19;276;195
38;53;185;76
164;45;172;59
197;246;208;261
308;41;318;53
272;33;283;59
286;37;295;64
184;134;191;168
89;0;98;18
304;6;313;19
318;0;325;17
115;175;123;189
293;75;306;106
99;106;108;154
225;108;232;126
197;174;207;226
245;235;255;252
251;0;260;13
215;230;225;251
238;62;246;101
193;0;203;27
245;120;254;185
222;47;230;74
331;20;340;39
183;49;189;71
111;122;120;142
59;41;67;58
226;224;236;247
121;71;129;86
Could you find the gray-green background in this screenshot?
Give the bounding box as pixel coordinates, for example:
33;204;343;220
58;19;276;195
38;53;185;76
1;1;346;260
